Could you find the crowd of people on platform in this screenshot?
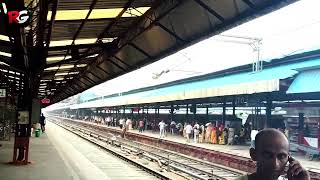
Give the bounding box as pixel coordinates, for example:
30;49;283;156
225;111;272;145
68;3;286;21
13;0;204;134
69;114;271;145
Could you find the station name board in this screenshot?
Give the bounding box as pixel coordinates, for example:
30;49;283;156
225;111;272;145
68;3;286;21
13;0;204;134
0;88;5;97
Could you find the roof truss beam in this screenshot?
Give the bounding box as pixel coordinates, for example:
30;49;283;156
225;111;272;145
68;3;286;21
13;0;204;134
192;0;225;22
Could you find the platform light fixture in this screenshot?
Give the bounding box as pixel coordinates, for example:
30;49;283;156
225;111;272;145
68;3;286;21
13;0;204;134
47;56;72;62
0;62;9;66
41;79;51;82
44;64;87;71
55;72;79;76
54;77;64;81
0;51;11;57
47;7;150;21
0;34;9;41
49;38;115;47
86;54;99;58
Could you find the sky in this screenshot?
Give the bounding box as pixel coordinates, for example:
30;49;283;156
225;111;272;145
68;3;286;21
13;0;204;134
51;0;320;106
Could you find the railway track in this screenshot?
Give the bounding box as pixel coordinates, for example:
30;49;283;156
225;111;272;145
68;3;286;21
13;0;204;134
50;116;245;180
49;119;176;180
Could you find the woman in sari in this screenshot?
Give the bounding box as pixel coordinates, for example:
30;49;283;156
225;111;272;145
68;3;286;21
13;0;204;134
205;123;212;143
211;124;217;144
218;124;225;144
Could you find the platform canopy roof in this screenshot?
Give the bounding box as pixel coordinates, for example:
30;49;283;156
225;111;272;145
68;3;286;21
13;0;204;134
0;0;298;105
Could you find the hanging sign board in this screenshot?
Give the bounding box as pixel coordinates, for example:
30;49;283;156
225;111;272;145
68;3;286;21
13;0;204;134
0;89;6;97
18;111;29;124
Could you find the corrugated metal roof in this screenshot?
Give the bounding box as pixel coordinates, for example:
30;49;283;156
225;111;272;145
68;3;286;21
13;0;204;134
287;69;320;94
71;62;302;108
73;57;320;108
0;0;298;104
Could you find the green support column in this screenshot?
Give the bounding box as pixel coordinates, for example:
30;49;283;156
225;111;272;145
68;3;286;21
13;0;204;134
222;100;226;125
146;107;149;118
145;106;149;130
266;97;272;128
298;113;304;144
232;98;236;116
191;103;196;122
186;104;189;123
206;105;209;122
170;104;174;121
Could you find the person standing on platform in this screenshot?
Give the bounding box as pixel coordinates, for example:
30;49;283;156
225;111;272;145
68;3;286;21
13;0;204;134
199;124;205;143
223;125;229;145
240;125;245;143
211;123;217;144
121;123;127;138
125;118;130;130
228;125;235;145
219;124;225;145
251;129;259;148
193;122;200;143
159;120;166;139
119;117;124;129
185;123;193;143
205;123;212;143
40;113;46;133
235;128;310;180
176;122;182;136
170;120;176;135
139;119;144;133
107;116;111;126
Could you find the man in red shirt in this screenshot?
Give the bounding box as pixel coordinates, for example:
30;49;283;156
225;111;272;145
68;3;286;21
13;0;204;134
139;119;144;133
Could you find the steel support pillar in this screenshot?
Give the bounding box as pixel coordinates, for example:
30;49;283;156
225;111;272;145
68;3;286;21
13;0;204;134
298;113;304;144
170;104;174;121
186;104;189;123
12;74;32;165
232;99;236;116
266;97;273;128
222;101;226;125
206;105;209;122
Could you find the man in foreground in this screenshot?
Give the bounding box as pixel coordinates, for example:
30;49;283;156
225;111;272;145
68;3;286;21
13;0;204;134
236;128;310;180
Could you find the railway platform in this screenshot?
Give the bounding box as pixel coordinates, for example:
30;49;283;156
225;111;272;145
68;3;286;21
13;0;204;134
54;116;320;178
0;127;74;180
0;122;169;180
122;127;320;173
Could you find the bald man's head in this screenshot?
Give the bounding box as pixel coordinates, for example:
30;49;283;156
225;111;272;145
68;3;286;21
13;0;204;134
250;128;290;180
254;128;289;151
